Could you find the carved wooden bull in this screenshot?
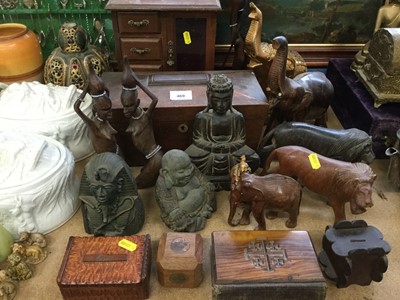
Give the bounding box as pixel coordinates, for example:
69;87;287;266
228;172;302;230
261;145;377;224
259;122;375;164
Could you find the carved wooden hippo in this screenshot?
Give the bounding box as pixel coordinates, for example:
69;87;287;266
259;122;375;164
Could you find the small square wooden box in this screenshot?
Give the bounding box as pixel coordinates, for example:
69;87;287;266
211;231;326;300
156;232;203;288
57;235;151;300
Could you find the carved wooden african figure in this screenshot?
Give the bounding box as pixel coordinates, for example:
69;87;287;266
228;160;302;230
120;56;163;188
264;36;333;131
74;62;118;154
261;145;377;224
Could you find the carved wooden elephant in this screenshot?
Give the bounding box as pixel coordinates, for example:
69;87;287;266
264;35;333;132
228;172;302;230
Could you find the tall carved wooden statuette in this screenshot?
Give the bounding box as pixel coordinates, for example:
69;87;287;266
120;56;163;188
74;62;118;154
79;152;145;236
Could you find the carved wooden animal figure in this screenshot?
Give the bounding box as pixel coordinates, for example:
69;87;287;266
228;172;302;230
258;122;375;164
261;145;377;224
265;36;333;131
244;2;307;82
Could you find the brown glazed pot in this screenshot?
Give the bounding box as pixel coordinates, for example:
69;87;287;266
0;23;44;83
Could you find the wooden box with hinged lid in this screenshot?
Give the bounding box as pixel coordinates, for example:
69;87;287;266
156;232;203;288
211;230;326;300
57;235;151;300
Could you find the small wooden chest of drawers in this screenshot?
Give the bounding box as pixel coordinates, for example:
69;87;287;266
106;0;221;72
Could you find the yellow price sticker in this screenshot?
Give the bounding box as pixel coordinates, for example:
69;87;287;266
308;153;321;170
183;31;191;45
118;239;137;252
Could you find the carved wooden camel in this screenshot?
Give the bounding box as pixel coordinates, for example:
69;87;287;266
244;2;307;85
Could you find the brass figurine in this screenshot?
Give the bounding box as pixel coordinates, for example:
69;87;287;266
354;28;400;107
352;0;400;71
244;2;307;81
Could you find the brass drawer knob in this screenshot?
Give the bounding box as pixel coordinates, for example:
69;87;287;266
130;47;151;55
178;124;189;133
127;19;150;27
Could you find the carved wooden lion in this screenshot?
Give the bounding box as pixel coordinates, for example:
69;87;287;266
261;145;377;224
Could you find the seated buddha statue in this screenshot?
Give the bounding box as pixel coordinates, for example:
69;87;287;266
185;74;260;190
155;149;215;232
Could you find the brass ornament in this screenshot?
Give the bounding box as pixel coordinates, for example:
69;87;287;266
44;22;109;89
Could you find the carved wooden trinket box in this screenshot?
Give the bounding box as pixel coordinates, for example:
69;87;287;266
211;231;326;300
156;232;203;288
57;235;151;300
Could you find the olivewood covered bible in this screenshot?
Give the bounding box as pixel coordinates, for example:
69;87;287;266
211;230;326;300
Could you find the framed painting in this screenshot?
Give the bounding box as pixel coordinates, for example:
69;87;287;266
216;0;386;67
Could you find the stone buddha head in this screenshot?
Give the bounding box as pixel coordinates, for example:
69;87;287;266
206;74;234;115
